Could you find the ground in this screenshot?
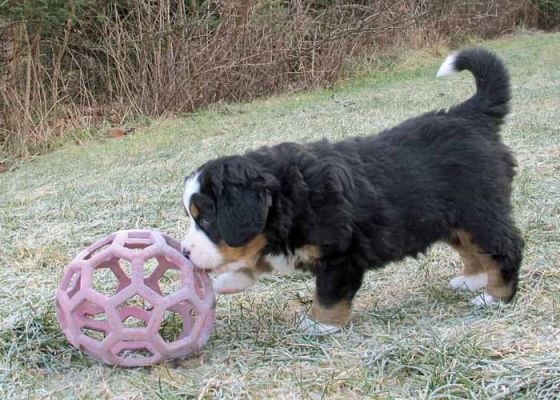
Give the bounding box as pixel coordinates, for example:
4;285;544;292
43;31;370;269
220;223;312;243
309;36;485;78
1;32;559;399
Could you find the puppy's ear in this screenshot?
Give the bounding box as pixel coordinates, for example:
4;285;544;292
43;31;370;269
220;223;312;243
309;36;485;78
216;186;271;247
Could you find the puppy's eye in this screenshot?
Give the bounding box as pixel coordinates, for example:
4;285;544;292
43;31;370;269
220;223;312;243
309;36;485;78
198;216;211;228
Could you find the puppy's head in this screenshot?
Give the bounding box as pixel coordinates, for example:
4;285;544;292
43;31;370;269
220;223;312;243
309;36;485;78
181;156;278;271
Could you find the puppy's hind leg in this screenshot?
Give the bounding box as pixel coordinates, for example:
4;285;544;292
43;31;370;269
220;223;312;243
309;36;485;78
448;231;488;292
450;221;524;307
471;228;524;306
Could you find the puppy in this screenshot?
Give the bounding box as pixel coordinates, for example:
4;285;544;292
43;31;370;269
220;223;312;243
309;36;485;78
181;48;524;334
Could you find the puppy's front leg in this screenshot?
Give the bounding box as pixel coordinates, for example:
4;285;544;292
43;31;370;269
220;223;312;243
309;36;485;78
298;260;364;335
213;269;256;294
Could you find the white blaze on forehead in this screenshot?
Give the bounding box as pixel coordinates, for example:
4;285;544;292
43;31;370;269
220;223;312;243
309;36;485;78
183;172;201;215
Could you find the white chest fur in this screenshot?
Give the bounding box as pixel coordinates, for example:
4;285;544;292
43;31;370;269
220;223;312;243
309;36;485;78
264;245;320;274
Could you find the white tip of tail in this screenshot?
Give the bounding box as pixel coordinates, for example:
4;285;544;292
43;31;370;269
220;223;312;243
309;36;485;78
436;53;458;77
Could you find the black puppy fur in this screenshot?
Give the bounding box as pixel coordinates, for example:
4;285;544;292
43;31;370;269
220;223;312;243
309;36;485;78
191;48;524;313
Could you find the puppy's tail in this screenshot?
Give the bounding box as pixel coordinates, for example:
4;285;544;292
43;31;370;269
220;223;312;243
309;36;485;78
437;48;510;123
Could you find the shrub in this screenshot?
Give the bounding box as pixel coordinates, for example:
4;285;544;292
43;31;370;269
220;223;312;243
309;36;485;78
0;0;557;159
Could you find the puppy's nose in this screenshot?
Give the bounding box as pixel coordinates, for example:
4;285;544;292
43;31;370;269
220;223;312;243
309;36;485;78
181;248;191;258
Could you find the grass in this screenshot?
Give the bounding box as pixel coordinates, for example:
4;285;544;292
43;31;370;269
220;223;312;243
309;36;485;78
1;31;559;399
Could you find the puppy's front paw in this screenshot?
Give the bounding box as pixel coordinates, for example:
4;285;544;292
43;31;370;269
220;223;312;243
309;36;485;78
470;292;501;307
295;311;342;336
212;270;255;295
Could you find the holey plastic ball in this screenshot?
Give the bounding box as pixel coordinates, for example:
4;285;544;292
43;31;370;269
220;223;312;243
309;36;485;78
55;229;216;367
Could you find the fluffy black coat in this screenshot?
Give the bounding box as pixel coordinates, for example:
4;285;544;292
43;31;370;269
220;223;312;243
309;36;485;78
196;48;524;307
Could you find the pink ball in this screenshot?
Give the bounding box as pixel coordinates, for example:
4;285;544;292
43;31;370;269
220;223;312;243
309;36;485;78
55;229;216;367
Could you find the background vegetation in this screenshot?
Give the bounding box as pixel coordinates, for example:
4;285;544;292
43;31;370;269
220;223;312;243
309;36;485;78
1;0;559;160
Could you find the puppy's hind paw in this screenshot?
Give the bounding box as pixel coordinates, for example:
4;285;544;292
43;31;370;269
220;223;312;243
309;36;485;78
449;273;488;292
470;292;501;307
295;311;342;336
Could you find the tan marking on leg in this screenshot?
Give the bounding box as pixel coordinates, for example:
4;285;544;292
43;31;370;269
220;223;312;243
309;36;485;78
311;295;351;326
456;246;485;275
295;244;321;272
449;230;485;275
478;254;514;300
301;244;321;260
452;230;513;301
255;258;272;273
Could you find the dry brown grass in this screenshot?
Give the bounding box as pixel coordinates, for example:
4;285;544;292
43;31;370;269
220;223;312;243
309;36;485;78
0;0;548;161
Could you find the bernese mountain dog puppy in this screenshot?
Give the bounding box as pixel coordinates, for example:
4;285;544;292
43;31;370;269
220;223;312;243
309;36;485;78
181;48;524;334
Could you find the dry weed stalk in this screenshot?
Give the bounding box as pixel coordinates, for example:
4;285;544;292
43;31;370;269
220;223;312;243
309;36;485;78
0;0;546;159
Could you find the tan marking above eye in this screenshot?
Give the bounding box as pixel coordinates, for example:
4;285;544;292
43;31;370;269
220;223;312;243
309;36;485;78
190;203;200;218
